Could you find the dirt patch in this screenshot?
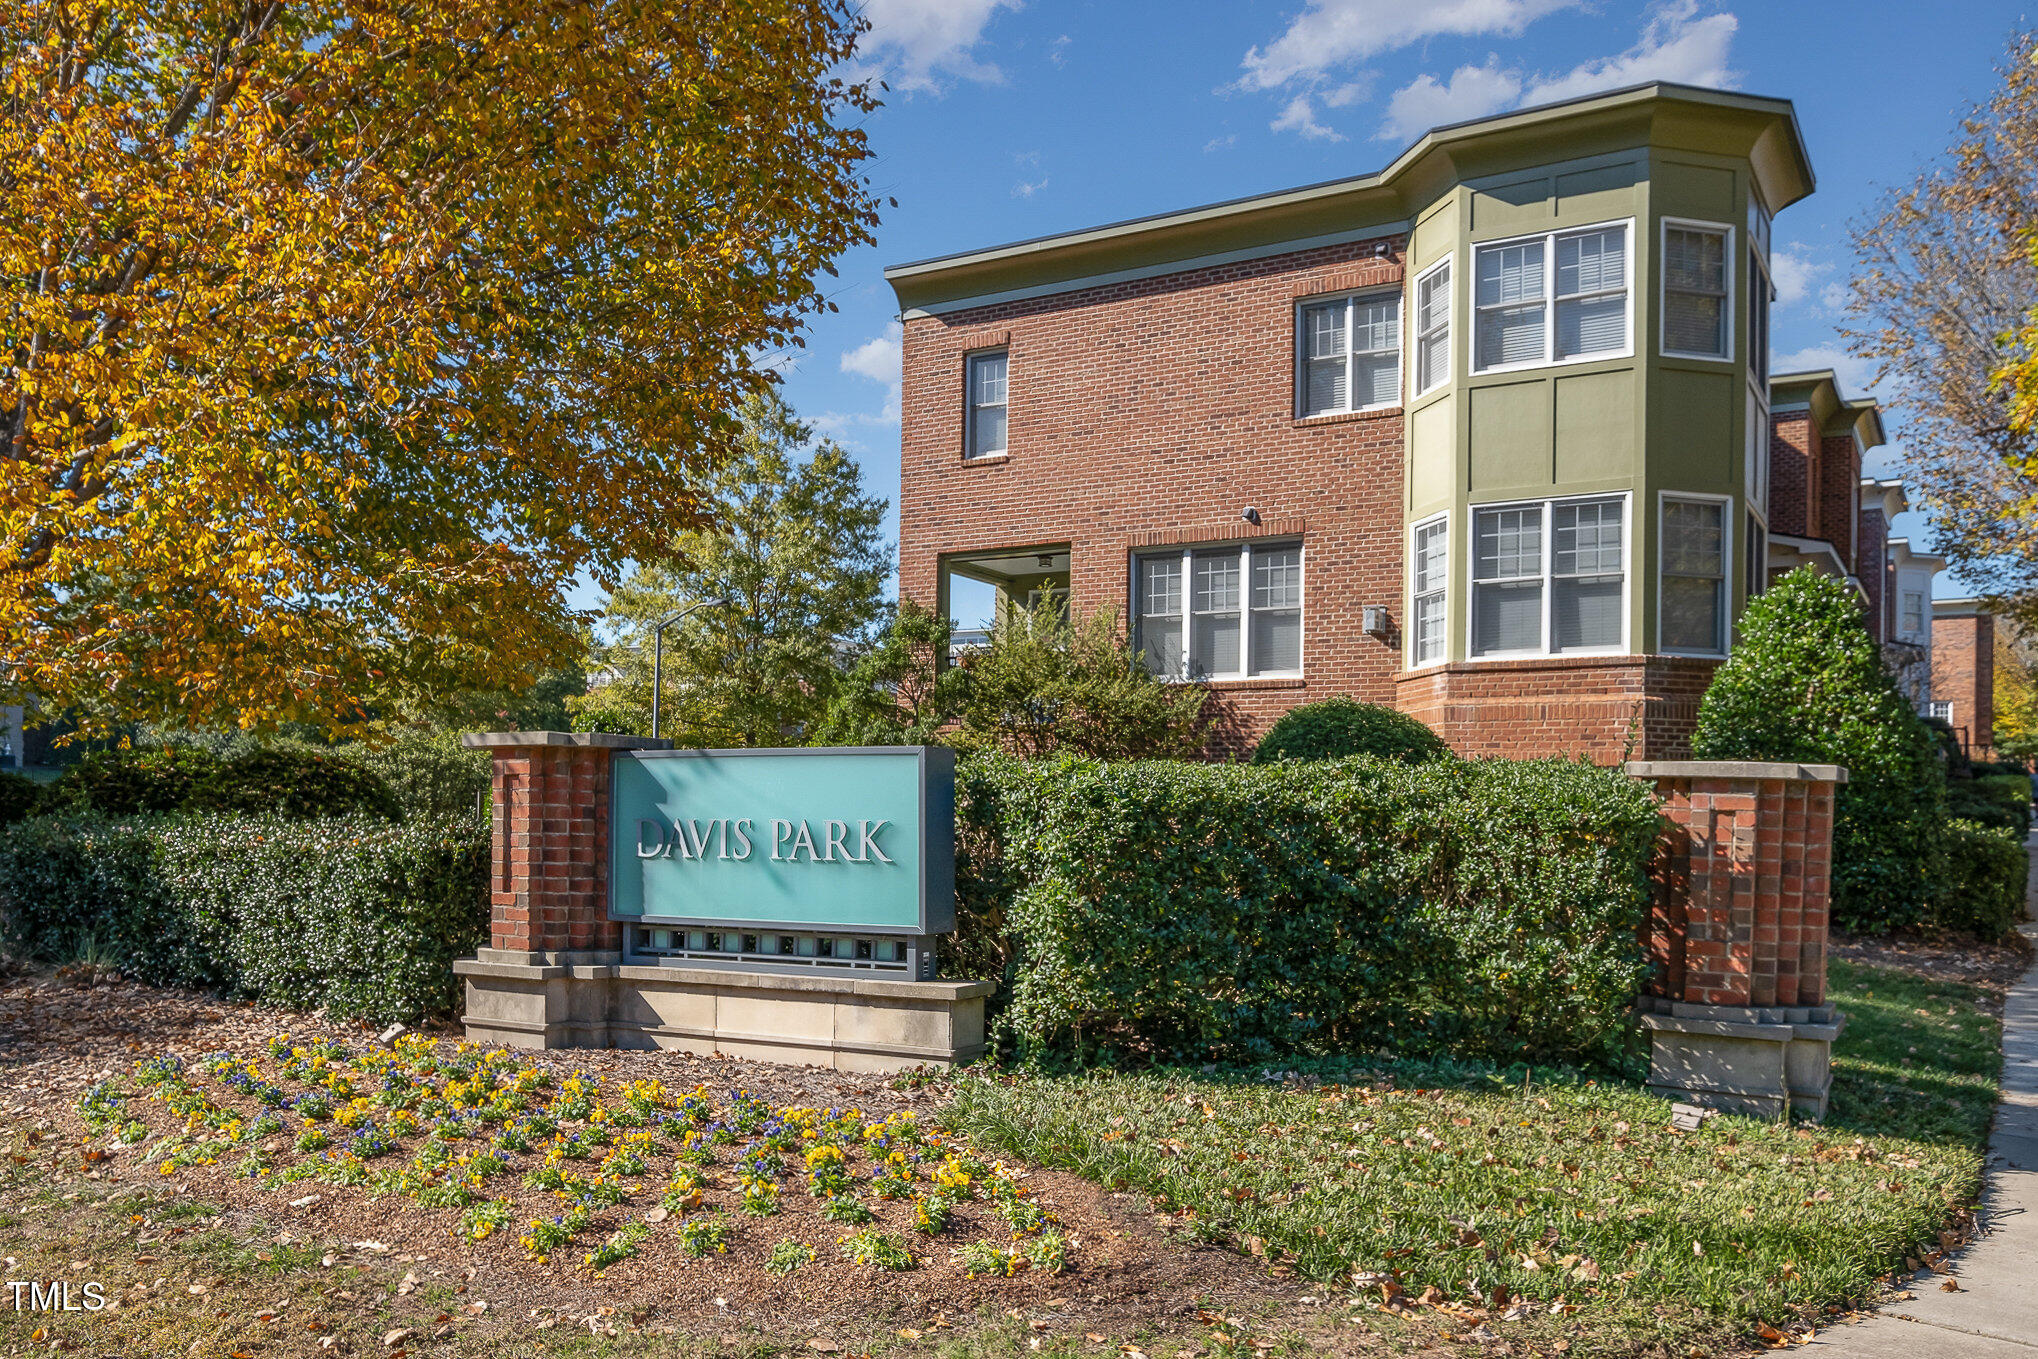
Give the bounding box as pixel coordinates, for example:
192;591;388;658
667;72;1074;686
1830;931;2034;1016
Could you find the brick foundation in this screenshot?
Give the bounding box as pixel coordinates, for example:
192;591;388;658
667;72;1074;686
1395;655;1720;761
1625;760;1847;1119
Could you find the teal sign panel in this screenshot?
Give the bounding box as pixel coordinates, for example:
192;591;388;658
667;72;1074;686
608;747;955;934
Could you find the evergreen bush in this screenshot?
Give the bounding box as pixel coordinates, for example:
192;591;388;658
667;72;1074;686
0;814;487;1020
43;746;223;814
1690;569;1948;932
336;731;491;820
0;771;39;826
42;745;399;820
952;751;1661;1068
1947;774;2032;837
1935;818;2027;940
1251;697;1452;764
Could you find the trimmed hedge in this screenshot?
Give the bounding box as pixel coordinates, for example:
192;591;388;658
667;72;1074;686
0;772;38;826
1936;818;2028;940
1251;697;1452;765
952;752;1662;1068
41;746;400;820
0;814;488;1021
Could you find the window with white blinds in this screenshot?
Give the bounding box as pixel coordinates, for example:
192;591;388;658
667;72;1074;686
1473;222;1631;372
966;350;1008;459
1299;292;1401;416
1661;497;1727;655
1134;541;1302;679
1411;516;1448;665
1415;259;1452;395
1662;221;1731;359
1472;496;1626;656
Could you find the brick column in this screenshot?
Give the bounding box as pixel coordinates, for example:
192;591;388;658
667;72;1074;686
1625;760;1848;1120
452;732;669;1047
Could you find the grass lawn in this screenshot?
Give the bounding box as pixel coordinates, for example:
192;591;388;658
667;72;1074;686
946;956;2003;1357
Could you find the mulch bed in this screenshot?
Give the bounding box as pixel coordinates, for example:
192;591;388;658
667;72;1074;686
0;965;1321;1348
1830;930;2034;1017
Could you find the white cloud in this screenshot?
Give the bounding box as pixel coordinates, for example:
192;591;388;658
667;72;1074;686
1012;176;1049;198
1772;344;1879;398
1820;281;1851;312
834;321;903;428
1373;4;1739;144
1768;247;1828;308
1049;33;1070;67
1379;59;1523;142
1240;0;1578;92
852;0;1020;94
1272;95;1344;141
1521;2;1738;106
1203;133;1239;153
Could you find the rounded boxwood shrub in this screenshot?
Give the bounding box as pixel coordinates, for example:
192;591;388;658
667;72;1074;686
1252;697;1452;765
1691;568;1947;932
43;746;224;815
196;748;401;820
1935;818;2027;940
0;771;40;826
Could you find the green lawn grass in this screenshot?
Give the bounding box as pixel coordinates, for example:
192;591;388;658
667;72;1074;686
946;957;2002;1355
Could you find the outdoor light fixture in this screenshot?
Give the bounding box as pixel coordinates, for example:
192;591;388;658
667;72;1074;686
651;595;732;739
1036;553;1054;568
1241;506;1261;525
1362;605;1393;639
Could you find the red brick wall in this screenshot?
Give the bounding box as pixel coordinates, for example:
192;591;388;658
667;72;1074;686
1394;655;1719;761
899;236;1409;753
1635;767;1837;1009
1819;435;1861;574
1931;613;1997;757
1767;410;1815;540
487;745;620;955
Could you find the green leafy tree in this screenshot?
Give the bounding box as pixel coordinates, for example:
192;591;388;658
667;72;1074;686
1690;569;1947;932
572;392;891;746
818;597;1209;760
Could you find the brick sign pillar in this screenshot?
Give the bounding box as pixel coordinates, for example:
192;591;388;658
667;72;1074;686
452;732;669;1047
1625;760;1848;1120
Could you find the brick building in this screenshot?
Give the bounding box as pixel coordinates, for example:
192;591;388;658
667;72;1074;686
1932;600;1998;758
887;83;1943;760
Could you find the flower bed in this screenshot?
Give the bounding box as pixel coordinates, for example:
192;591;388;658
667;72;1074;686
83;1034;1069;1281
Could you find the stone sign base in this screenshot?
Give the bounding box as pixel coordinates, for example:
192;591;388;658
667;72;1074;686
453;949;993;1072
1639;996;1846;1120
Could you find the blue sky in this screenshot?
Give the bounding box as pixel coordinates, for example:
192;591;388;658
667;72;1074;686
621;0;2030;611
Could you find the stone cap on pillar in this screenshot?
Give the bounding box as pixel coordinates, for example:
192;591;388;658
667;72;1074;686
462;731;673;751
1624;760;1847;783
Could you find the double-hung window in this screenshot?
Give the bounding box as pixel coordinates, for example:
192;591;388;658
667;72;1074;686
1472;223;1631;372
1661;497;1728;655
1471;496;1626;656
1662;221;1732;360
965;350;1008;459
1410;516;1448;666
1414;259;1452;396
1299;292;1401;416
1134;541;1302;680
1901;591;1926;639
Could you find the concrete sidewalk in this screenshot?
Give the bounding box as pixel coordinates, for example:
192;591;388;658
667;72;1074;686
1807;912;2038;1356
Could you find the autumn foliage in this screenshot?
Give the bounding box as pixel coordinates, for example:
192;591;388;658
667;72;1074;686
1;0;882;734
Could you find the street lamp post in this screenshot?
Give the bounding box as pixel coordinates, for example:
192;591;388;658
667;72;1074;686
650;596;731;741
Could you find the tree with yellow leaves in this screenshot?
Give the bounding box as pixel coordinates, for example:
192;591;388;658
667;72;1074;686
1;0;882;736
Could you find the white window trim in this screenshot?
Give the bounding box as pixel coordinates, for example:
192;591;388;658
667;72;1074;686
1294;288;1403;418
1411;256;1453;398
1467;492;1632;660
1658;217;1736;363
1468;218;1636;377
1656;490;1734;659
963;348;1008;460
1407;512;1450;670
1132;539;1306;682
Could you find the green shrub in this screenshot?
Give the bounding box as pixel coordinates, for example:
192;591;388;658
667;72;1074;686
41;745;400;821
0;814;488;1020
337;731;491;820
1948;775;2032;837
194;748;402;820
0;772;40;826
1251;698;1451;765
1690;569;1948;933
1934;818;2027;940
952;751;1661;1068
44;746;224;815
